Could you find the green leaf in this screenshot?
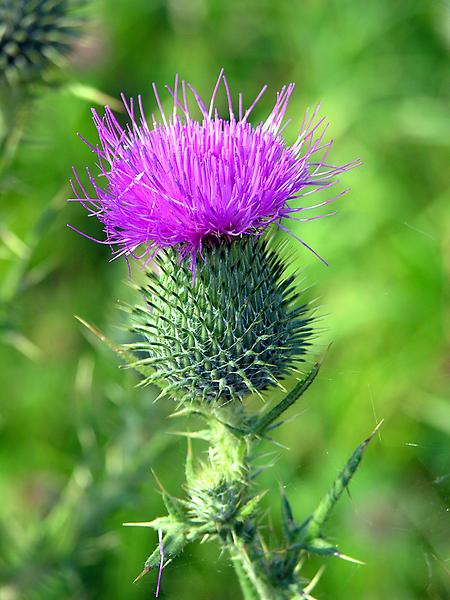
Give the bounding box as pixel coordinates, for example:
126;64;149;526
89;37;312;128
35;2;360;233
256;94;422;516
301;537;337;556
123;516;175;531
75;316;154;379
144;532;188;570
237;491;267;521
151;469;187;522
296;421;383;544
252;361;321;435
162;492;186;522
280;489;297;542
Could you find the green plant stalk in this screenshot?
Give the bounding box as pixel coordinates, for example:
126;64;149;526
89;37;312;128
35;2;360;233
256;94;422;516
0;95;28;182
230;537;275;600
189;411;317;600
203;419;284;600
197;412;378;599
230;551;261;600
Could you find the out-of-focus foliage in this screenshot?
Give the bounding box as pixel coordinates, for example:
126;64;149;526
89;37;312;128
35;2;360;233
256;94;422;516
0;1;448;599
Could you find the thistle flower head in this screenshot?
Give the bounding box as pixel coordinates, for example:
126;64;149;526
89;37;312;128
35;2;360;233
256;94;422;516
70;70;358;267
0;0;82;87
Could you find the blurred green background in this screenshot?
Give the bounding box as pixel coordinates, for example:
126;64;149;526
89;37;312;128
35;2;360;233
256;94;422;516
1;0;449;598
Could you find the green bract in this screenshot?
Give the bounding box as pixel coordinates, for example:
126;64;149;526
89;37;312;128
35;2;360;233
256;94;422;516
130;237;313;404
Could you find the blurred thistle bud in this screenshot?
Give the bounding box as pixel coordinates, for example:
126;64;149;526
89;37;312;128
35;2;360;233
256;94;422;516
187;471;245;532
130;237;313;404
0;0;83;89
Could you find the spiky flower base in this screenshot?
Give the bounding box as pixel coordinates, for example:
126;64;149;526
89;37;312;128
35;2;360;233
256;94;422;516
130;237;313;405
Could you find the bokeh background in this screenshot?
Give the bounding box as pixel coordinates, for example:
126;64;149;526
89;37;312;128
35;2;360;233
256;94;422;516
1;1;449;598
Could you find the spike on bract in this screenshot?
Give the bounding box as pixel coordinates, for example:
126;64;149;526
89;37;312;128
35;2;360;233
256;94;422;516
129;237;314;405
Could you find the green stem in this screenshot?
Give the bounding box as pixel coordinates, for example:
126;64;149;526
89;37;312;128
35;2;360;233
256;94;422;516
206;419;288;600
230;549;260;600
229;537;274;600
0;95;28;182
205;421;267;599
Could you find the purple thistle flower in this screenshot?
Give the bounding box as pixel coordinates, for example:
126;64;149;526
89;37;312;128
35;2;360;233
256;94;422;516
69;69;358;267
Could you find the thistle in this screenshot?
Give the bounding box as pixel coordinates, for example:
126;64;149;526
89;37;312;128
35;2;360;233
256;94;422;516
69;69;356;266
70;71;373;599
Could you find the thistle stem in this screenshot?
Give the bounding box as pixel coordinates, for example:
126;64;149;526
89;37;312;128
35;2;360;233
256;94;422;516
0;96;27;181
205;418;292;600
203;419;271;599
229;537;274;600
230;550;261;600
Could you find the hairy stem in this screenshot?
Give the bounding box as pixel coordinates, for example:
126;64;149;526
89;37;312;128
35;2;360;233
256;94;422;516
230;548;261;600
229;537;274;600
205;418;288;600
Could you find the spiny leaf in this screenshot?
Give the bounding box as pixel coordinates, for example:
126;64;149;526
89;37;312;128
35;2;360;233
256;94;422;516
143;532;188;570
334;552;365;565
237;491;268;521
297;421;383;543
300;537;337;556
75;315;154;379
252;361;321;435
123;516;175;530
162;493;186;522
280;488;297;542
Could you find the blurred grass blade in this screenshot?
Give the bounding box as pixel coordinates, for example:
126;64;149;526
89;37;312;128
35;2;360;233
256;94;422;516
66;82;124;111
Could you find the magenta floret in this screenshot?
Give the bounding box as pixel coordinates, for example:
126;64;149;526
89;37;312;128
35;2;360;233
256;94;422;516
69;70;358;266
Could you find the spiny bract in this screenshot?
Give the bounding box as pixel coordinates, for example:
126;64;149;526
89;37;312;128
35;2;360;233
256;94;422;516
129;237;313;404
187;474;244;530
0;0;81;86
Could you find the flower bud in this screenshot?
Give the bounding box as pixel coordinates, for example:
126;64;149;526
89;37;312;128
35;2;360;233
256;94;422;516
0;0;82;87
130;237;313;405
187;473;243;532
